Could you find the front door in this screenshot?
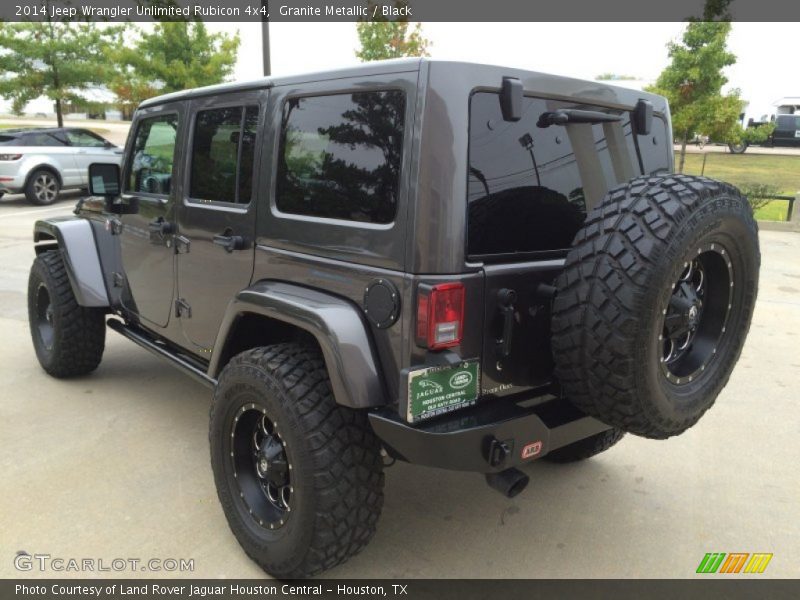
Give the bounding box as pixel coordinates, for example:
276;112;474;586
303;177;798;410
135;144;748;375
64;128;123;185
118;105;185;328
176;91;266;354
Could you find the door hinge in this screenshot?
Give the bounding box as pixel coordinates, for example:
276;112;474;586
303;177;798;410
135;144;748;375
112;272;124;288
174;298;192;318
173;235;191;254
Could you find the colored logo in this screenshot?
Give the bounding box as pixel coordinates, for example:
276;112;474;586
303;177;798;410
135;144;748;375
449;371;473;389
696;553;772;574
521;441;543;459
418;380;444;393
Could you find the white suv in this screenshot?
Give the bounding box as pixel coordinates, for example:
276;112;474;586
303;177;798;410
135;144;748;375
0;127;122;205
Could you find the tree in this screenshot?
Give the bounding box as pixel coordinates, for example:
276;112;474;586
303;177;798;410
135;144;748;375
110;21;239;112
356;1;430;61
647;21;743;172
595;73;638;81
0;16;121;127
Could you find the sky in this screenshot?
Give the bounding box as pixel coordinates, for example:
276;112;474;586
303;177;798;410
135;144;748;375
5;22;796;122
210;21;796;122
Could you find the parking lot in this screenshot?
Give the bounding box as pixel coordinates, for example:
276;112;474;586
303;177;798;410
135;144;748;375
1;193;798;579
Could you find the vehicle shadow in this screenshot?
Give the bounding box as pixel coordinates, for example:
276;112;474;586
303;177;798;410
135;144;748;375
0;189;82;209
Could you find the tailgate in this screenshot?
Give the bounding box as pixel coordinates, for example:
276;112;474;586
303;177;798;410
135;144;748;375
478;259;563;401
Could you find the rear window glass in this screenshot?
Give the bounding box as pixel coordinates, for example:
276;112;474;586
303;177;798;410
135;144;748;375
0;135;19;145
467;92;664;258
275;90;405;224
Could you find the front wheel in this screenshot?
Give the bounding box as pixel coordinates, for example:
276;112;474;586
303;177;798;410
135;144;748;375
209;344;384;578
28;250;106;376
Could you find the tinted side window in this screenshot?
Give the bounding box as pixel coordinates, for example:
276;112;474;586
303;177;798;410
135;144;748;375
276;90;405;224
65;129;107;147
189;105;258;204
22;132;67;146
126;115;178;195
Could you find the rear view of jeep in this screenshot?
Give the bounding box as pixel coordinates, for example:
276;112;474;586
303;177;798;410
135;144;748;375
27;59;759;578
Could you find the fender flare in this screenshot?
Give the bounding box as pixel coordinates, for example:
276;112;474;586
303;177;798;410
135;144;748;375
33;218;110;307
209;281;387;409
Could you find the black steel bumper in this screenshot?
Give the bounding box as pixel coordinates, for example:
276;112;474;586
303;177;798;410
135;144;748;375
369;398;612;473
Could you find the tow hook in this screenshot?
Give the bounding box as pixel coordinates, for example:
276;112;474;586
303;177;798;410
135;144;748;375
485;468;530;498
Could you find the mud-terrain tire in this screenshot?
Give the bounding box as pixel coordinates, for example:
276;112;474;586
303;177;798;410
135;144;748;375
209;344;384;578
25;169;61;205
551;175;759;439
28;250;106;377
544;428;625;463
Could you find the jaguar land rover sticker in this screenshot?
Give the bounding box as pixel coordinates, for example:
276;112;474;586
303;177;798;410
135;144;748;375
407;360;480;423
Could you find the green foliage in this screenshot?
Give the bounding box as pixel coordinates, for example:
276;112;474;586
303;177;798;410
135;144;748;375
109;22;239;112
737;182;781;212
732;121;776;145
647;21;743;172
595;73;638;81
0;16;121;126
356;1;430;61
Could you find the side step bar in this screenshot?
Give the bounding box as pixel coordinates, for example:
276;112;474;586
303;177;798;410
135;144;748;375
107;319;216;389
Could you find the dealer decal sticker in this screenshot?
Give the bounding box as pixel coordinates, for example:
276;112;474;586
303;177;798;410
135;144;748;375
407;360;479;423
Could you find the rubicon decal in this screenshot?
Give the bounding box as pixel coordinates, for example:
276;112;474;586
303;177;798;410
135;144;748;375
696;552;773;574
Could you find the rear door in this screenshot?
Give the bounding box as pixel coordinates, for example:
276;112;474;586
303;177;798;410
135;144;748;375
466;92;670;400
176;90;265;355
21;131;82;188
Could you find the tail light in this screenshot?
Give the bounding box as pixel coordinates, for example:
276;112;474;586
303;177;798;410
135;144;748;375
0;154;22;161
416;283;465;350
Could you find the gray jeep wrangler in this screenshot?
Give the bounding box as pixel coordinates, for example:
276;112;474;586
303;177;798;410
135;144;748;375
27;59;760;578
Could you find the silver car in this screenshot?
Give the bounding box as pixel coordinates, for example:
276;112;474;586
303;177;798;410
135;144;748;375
0;127;122;205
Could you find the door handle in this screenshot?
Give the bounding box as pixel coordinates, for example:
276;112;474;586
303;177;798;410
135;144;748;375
213;234;246;253
148;218;174;235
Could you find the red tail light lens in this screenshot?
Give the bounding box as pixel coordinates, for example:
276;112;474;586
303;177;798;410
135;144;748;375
416;283;465;349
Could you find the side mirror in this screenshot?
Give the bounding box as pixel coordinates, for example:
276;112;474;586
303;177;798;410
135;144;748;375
89;163;121;196
103;140;115;149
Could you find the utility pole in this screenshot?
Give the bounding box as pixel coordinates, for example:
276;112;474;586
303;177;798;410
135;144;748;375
261;1;271;76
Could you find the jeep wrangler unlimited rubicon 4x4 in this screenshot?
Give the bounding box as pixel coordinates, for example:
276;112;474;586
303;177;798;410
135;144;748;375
28;59;760;578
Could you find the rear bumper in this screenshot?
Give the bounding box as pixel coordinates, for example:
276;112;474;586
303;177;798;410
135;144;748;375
369;398;612;473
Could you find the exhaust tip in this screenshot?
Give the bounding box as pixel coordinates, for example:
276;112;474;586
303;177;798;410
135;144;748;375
485;468;530;498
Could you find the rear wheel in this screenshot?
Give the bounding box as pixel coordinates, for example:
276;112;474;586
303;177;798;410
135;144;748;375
551;175;759;439
544;429;624;463
25;169;61;205
209;344;384;578
727;142;748;154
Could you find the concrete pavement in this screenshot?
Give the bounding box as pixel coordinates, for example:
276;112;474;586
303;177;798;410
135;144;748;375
0;195;798;579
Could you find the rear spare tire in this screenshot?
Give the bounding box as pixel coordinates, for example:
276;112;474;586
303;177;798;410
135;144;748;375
551;175;759;439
